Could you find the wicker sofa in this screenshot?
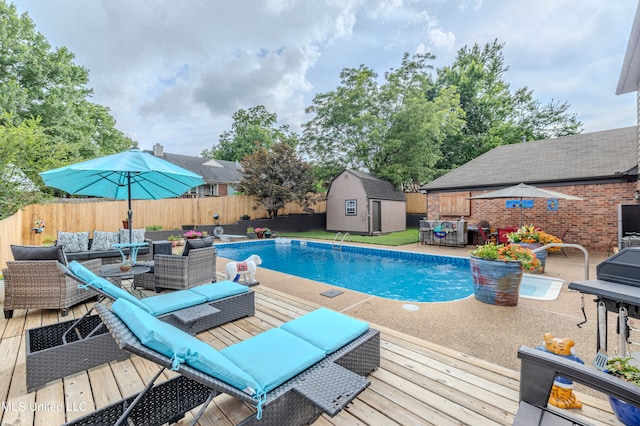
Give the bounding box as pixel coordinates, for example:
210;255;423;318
3;245;101;319
58;229;152;264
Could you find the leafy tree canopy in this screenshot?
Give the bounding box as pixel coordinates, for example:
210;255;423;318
301;53;465;190
201;105;297;161
236;142;318;218
433;39;581;172
0;0;134;216
301;41;581;188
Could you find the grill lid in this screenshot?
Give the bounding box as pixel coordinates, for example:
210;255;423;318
597;248;640;288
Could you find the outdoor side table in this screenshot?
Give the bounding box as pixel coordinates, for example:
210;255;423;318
169;304;221;334
98;264;150;287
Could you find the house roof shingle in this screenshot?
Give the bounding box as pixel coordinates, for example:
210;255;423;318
344;170;406;201
144;150;243;184
423;126;638;191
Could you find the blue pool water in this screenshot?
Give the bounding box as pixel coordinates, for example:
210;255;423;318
215;239;474;302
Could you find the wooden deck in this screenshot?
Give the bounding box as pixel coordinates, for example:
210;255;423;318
0;285;621;425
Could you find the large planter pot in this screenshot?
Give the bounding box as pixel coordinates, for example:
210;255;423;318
609;396;640;425
470;255;524;306
517;242;547;273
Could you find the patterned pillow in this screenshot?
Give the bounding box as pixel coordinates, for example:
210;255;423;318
119;228;146;244
57;231;90;253
90;231;120;251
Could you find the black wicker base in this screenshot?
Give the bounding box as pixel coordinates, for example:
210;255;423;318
64;375;213;426
26;315;129;392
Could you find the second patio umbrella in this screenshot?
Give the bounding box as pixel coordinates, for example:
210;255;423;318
39;148;205;243
469;183;582;226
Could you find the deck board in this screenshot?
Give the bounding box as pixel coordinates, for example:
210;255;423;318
0;284;621;426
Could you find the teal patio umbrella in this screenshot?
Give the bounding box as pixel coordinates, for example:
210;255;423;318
40;149;205;243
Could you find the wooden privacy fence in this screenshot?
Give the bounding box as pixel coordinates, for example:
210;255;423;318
0;193;426;269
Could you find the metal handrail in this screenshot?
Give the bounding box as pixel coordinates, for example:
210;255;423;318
531;243;589;280
332;232;350;250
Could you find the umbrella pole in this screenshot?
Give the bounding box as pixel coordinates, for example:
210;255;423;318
520;197;523;227
128;173;133;246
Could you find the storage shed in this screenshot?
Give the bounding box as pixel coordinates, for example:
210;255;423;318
326;170;406;235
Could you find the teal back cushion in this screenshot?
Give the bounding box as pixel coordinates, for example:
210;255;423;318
68;261;152;314
189;281;248;301
280;308;369;354
112;298;190;369
67;260;99;283
112;299;260;395
141;290;207;316
221;328;325;393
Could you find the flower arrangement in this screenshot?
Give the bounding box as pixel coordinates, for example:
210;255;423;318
470;243;542;272
35;219;46;228
507;225;540;243
183;230;202;239
254;227;270;233
507;225;563;252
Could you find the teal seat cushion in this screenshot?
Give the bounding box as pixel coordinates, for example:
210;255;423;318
280;308;369;354
68;261;152;314
189;281;248;301
141;290;207;316
185;337;261;396
112;299;260;395
221;328;325;393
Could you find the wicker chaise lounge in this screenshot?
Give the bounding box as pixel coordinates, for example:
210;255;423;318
65;261;255;335
26;262;255;393
65;300;381;426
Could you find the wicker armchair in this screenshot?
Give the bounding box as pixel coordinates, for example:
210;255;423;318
3;258;101;319
133;246;216;292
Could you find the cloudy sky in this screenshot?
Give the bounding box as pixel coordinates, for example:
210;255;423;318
11;0;639;156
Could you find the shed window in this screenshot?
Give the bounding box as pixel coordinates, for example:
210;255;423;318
345;200;357;216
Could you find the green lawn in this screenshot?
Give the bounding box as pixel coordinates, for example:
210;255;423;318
278;228;419;246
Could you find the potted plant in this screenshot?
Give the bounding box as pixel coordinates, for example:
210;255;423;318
246;227;256;239
122;216;129;229
263;227;272;238
33;219;46;233
606;356;640;425
506;225;549;273
119;258;133;272
167;235;180;247
183;230;202;239
469;243;541;306
240;214;251;220
42;235;55;247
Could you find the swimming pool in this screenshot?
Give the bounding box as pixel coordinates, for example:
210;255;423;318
216;239;474;302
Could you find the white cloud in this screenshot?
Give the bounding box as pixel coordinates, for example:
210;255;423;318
11;0;638;154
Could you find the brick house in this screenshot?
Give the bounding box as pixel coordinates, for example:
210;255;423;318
420;127;638;252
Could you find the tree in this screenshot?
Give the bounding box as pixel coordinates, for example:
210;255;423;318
237;142;318;218
0;1;134;216
202;105;296;161
301;54;464;190
434;40;581;172
0;116;66;217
